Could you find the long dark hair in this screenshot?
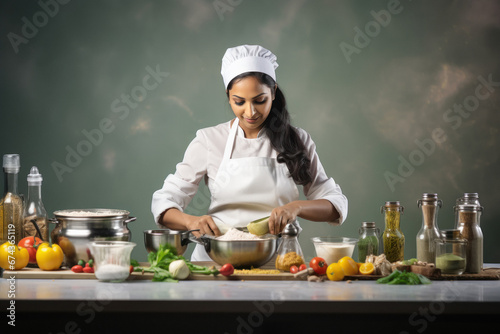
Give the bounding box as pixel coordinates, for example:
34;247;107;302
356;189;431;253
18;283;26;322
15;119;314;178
226;72;312;185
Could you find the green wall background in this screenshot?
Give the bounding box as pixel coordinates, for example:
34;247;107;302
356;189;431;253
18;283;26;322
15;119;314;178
1;0;499;263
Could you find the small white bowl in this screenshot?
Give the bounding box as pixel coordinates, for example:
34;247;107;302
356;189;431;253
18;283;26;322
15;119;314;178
311;237;358;264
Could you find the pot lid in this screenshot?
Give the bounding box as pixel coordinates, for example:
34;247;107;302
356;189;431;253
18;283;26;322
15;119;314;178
53;208;130;218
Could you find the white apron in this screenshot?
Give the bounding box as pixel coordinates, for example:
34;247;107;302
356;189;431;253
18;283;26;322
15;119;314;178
191;118;300;261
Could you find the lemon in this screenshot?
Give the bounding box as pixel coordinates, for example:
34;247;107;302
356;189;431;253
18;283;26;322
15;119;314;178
338;256;358;275
359;262;375;275
326;263;345;281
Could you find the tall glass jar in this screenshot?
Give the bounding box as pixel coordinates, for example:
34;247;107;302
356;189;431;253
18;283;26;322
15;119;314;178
0;154;24;245
381;201;405;263
275;223;305;271
435;229;467;275
23;166;48;242
416;193;442;264
455;204;483;274
357;222;380;262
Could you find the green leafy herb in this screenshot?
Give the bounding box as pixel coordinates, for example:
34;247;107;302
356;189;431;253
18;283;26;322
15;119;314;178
376;270;431;285
132;243;219;282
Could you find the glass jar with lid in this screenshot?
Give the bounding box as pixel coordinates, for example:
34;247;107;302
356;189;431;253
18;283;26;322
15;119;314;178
435;229;467;275
381;201;405;263
454;203;483;273
416;193;442;264
275;222;305;271
357;222;380;262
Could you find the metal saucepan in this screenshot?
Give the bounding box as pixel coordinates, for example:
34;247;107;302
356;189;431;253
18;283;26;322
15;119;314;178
143;229;199;255
189;234;278;269
50;208;136;267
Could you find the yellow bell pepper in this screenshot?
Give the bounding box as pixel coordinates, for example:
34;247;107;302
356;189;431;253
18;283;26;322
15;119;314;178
36;243;64;271
0;241;29;270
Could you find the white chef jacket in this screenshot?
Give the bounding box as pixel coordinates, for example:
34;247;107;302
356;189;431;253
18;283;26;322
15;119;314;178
151;120;348;226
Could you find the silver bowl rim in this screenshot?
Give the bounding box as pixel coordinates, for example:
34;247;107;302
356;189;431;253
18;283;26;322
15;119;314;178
200;233;278;242
144;229;185;235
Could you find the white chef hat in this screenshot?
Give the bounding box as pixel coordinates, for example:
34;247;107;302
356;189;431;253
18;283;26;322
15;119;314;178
221;45;278;89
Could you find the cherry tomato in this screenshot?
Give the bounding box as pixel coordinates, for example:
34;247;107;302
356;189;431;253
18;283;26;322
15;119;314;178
309;257;328;276
289;265;299;274
130;265;134;274
18;236;43;264
71;265;83;273
83;266;94;273
299;264;307;271
220;263;234;276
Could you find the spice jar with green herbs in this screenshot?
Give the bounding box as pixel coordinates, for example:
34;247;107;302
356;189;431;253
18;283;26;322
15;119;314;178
381;201;405;263
358;222;380;262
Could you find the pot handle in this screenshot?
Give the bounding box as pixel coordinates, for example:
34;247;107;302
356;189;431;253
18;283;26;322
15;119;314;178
124;217;137;224
48;217;58;224
181;229;200;246
187;233;212;252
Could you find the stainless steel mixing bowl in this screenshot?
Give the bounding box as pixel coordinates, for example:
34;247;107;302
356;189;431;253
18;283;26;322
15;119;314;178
191;234;278;269
144;229;197;255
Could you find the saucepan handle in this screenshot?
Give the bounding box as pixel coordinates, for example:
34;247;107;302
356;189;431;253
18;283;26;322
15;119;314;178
181;229;200;246
124;217;137;224
187;233;211;253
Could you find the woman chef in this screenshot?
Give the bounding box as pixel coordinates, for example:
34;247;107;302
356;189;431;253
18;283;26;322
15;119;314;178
152;45;348;261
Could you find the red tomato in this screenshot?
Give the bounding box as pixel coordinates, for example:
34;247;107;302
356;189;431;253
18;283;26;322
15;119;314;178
83;266;94;274
220;263;234;276
71;265;83;273
299;264;307;271
289;265;299;274
130;265;134;274
309;257;328;275
18;236;43;264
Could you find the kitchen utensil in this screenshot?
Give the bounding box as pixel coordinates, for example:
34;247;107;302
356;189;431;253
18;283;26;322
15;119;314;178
190;234;278;269
311;237;358;264
88;241;136;282
143;229;199;255
49;209;136;267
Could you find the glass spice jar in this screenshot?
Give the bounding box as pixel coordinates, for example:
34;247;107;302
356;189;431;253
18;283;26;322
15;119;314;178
381;201;405;263
435;229;467;275
454;203;483;274
416;193;442;264
275;222;305;271
357;222;380;263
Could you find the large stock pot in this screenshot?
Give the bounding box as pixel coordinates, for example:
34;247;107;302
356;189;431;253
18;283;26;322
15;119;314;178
50;209;136;267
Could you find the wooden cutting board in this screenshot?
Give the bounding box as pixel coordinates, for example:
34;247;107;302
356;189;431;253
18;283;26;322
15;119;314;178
6;264;499;281
4;262;296;281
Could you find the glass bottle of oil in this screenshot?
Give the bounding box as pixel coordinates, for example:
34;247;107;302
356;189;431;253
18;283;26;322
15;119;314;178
0;154;24;245
381;201;405;263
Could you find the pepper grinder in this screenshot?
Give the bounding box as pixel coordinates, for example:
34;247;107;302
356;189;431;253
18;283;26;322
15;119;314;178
275;222;305;271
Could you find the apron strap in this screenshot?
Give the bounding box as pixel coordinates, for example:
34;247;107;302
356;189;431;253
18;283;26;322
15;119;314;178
222;118;239;162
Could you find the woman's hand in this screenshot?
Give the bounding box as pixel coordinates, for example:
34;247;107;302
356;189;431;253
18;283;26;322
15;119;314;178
268;203;300;235
186;215;221;238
